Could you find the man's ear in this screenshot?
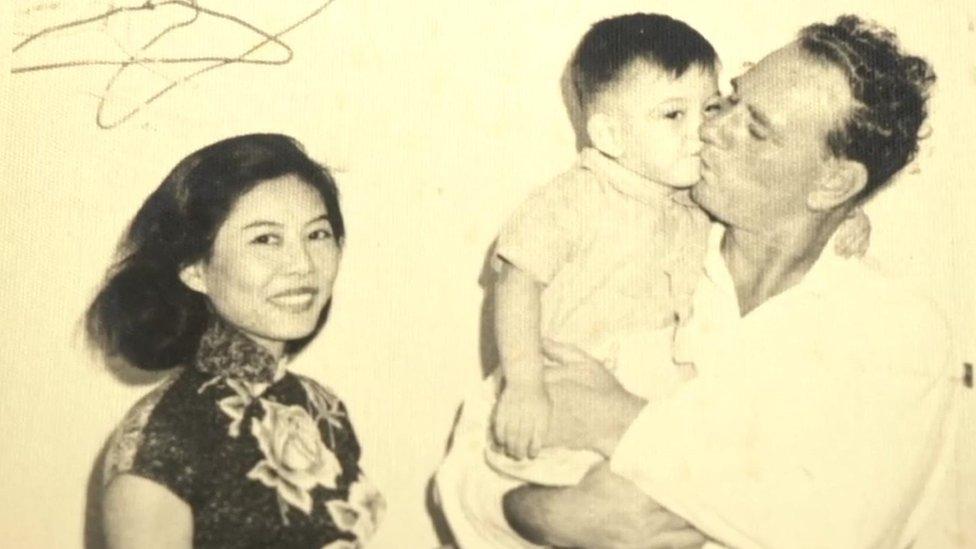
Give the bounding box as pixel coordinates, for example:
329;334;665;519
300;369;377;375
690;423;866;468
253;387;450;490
586;112;623;159
178;261;208;294
807;158;868;211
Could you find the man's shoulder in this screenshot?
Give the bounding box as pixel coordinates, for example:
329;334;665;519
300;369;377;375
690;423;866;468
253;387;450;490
832;258;941;316
821;258;952;374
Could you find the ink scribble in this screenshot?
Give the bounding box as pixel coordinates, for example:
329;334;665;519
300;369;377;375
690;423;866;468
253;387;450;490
12;1;337;128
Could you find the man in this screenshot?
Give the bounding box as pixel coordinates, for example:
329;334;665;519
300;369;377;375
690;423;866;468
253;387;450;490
499;15;958;549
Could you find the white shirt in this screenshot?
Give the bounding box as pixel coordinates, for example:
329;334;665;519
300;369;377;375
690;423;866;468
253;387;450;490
610;224;960;549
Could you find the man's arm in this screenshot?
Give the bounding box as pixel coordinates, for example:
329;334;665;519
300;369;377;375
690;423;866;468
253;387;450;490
502;462;706;549
539;353;647;458
605;349;957;548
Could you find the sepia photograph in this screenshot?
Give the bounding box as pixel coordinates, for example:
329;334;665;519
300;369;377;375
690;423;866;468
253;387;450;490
1;1;974;547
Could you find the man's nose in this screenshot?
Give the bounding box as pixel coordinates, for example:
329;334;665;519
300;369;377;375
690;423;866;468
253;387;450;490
700;116;721;147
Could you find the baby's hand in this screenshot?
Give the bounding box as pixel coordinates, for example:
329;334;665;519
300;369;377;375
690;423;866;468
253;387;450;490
492;381;551;460
834;207;871;258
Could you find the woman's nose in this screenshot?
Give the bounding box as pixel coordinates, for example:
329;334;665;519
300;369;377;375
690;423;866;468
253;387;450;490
285;242;316;274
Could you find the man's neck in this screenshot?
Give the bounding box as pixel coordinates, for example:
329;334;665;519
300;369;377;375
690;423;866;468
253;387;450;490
721;211;847;315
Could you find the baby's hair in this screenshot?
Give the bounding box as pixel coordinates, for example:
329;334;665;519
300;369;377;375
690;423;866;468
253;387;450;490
570;13;718;110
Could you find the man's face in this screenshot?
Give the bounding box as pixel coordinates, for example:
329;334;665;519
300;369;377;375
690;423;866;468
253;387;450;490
692;42;855;233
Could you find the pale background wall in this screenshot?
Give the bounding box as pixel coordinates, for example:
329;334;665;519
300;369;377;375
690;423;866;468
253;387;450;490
0;1;973;547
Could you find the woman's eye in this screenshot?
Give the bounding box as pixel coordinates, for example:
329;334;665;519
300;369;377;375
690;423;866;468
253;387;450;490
251;234;281;245
664;110;685;120
309;228;333;240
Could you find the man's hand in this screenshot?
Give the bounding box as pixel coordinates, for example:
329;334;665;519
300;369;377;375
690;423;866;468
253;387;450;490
542;339;623;391
541;340;645;457
575;462;707;549
503;461;707;549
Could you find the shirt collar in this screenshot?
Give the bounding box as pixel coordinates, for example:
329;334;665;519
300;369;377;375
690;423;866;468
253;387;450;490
194;317;283;384
579;147;695;207
702;223;854;316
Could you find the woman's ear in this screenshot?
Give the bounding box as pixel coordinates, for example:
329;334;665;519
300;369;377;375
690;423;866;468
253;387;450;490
807;158;868;211
178;261;208;294
586;112;623;159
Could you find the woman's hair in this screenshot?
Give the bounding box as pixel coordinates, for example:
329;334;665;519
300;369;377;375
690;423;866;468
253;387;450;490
86;133;345;371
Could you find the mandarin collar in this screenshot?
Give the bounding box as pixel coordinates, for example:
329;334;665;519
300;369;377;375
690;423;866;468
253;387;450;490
194;317;282;384
579;147;696;207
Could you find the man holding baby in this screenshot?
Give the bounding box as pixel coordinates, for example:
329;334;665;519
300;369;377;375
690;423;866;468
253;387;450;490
438;13;958;549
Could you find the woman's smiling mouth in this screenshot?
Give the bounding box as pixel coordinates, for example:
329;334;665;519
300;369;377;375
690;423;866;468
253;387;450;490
268;287;319;311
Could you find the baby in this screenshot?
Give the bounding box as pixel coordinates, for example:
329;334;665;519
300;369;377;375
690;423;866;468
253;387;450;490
488;13;721;483
488;12;869;481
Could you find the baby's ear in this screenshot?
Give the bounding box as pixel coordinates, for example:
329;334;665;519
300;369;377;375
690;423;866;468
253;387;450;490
586;113;623;158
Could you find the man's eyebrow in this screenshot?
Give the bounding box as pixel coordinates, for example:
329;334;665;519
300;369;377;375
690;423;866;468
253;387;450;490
731;77;774;130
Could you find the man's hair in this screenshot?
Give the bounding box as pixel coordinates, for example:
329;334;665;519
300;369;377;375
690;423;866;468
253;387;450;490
799;15;936;199
570;13;718;110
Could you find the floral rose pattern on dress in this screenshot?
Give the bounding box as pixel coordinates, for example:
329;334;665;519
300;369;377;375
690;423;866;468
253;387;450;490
326;475;386;541
248;400;344;514
101;317;383;548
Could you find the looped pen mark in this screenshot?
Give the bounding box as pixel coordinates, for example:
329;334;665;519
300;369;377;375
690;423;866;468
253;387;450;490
13;0;337;129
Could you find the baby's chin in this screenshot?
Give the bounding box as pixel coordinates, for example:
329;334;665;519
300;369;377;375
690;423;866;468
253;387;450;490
657;177;700;189
648;172;702;189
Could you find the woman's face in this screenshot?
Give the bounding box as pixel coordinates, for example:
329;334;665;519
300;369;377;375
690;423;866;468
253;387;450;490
181;174;340;356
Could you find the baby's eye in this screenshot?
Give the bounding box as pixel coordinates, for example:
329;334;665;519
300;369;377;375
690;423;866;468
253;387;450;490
308;228;333;240
664;110;685;120
251;233;282;245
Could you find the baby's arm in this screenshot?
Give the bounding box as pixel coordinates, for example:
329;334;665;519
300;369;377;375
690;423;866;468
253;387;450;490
493;260;551;460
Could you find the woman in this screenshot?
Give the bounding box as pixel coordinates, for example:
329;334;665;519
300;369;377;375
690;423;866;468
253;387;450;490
88;134;383;548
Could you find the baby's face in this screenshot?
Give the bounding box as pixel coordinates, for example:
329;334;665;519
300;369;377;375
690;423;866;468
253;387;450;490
599;61;720;188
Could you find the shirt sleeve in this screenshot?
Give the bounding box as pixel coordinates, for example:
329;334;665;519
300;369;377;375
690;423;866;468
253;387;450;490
492;173;589;284
102;376;197;503
609;309;958;549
